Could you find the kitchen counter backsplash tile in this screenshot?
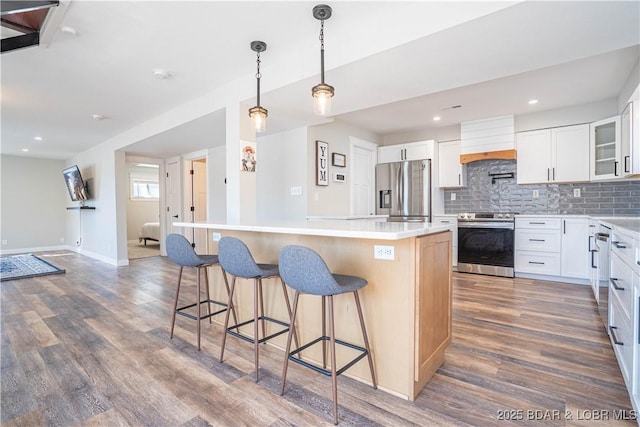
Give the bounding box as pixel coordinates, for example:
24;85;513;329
444;159;640;215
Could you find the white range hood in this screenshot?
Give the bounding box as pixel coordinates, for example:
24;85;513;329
460;115;516;163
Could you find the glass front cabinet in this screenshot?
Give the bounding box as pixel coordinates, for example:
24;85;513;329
590;115;621;180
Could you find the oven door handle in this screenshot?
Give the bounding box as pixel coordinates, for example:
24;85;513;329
458;222;514;230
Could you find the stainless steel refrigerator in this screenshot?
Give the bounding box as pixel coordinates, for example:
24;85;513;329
375;159;431;222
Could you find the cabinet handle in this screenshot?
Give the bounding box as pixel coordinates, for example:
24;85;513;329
529;239;546;242
440;220;450;224
609;326;624;346
547;168;550;181
458;174;461;185
529;222;546;225
563;219;566;234
528;261;545;265
552;167;556;181
612;241;627;249
614;161;619;176
610;277;625;291
590;249;597;269
624;155;630;173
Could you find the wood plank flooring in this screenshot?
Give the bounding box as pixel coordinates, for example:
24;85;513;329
1;251;636;426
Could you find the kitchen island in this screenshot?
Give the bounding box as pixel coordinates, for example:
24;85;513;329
174;220;452;400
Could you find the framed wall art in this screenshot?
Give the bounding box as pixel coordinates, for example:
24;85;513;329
332;153;346;167
316;140;329;186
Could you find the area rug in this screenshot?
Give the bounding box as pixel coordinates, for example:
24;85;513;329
0;253;65;281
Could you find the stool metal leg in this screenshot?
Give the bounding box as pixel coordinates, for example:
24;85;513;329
322;295;327;369
221;269;239;332
170;266;184;339
280;279;301;356
204;266;212;324
259;279;266;343
220;276;237;362
328;295;338;425
354;291;377;389
254;278;260;381
280;290;300;396
196;266;202;350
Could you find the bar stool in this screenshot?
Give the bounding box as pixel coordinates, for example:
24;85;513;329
218;236;298;382
278;245;377;425
166;233;235;351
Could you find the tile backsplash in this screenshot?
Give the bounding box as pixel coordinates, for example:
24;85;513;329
443;159;640;215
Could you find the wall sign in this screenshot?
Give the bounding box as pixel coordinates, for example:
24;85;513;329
316;140;329;186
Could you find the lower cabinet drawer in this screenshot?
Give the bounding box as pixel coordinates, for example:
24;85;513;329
610;252;634;318
515;252;561;275
609;295;633;386
515;230;561;252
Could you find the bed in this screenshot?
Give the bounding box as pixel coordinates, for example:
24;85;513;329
139;222;160;245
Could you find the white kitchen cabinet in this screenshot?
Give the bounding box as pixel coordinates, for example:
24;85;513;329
588;219;599;302
515;216;589;281
607;227;639;415
560;217;589;279
437;141;466;188
377;140;435;164
515;217;561;276
516;124;590;184
620;99;640;177
432;215;458;267
590;115;621;180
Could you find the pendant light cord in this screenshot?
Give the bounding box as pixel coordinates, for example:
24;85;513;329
319;19;325;84
255;51;262;107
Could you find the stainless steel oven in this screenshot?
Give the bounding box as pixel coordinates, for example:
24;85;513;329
457;213;515;278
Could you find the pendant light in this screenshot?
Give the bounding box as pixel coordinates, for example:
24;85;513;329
311;4;334;116
249;41;268;133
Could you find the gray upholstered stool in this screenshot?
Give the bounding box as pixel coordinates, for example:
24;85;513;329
218;236;298;382
278;245;377;425
166;233;234;351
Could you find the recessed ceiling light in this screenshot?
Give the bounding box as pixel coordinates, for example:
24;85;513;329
153;69;171;79
60;26;77;36
528;99;539;105
433;116;441;121
92;114;105;120
21;148;29;152
34;136;42;141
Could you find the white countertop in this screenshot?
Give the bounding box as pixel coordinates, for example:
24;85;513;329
173;220;451;240
596;217;640;235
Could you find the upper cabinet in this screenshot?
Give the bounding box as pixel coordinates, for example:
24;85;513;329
516;124;590;184
438;140;466;188
590;115;621;180
620;101;640;177
377;140;435;164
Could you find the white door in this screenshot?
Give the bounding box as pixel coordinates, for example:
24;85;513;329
192;159;208;253
166;160;182;234
350;137;377;216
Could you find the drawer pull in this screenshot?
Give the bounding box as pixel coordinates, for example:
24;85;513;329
610;277;625;291
529;239;545;242
612;241;627;249
529;222;546;225
440;220;450;224
609;326;623;346
528;261;545;265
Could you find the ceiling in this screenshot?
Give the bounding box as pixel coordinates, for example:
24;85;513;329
1;1;639;160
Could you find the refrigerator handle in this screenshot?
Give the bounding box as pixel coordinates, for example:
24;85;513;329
396;163;403;213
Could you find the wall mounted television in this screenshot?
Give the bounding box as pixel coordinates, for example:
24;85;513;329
62;165;89;202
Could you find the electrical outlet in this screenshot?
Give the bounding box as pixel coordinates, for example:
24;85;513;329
450;192;456;201
60;238;65;244
289;186;303;196
532;190;539;199
212;232;221;241
573;188;581;197
374;245;395;260
1;240;7;246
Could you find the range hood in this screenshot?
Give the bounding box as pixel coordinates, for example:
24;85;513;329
460;115;517;164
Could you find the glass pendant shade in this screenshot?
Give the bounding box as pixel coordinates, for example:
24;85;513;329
312;83;334;116
249;106;267;133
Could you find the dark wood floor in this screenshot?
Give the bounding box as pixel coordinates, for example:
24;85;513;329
1;251;635;426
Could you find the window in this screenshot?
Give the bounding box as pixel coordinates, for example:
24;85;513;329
130;176;159;200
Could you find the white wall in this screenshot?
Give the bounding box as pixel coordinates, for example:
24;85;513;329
515;98;618;131
0;156;67;252
383;124;461;145
208;145;227;222
256;127;308;221
307;119;381;217
618;59;640;109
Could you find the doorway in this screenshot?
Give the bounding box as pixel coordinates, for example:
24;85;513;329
126;161;161;259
